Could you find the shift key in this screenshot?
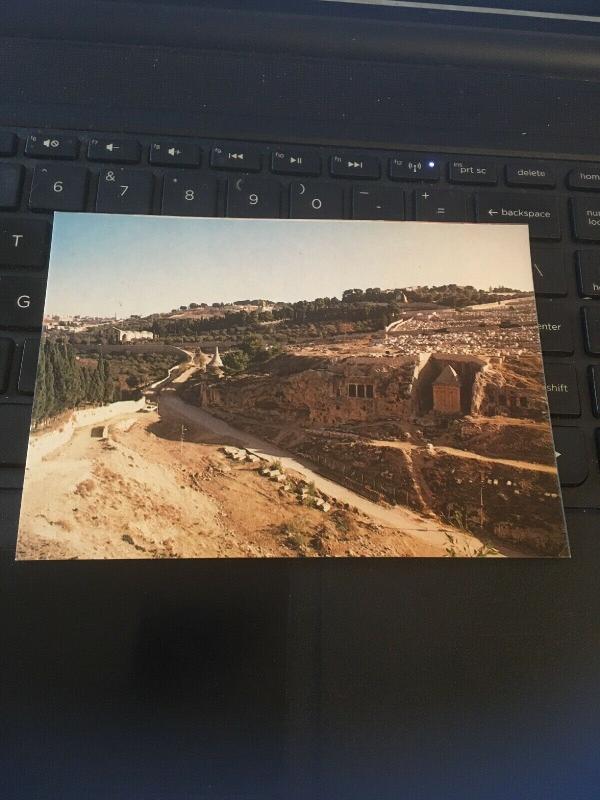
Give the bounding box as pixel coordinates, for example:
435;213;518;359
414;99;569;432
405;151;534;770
536;301;574;354
476;192;560;239
0;275;46;329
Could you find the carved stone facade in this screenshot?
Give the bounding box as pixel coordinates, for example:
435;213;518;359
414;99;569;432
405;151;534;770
197;351;548;425
432;365;461;414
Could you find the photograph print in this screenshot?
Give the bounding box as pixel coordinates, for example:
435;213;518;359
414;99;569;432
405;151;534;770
16;214;569;559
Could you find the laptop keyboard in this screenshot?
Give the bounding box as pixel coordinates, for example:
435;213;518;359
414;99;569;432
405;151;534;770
0;127;599;509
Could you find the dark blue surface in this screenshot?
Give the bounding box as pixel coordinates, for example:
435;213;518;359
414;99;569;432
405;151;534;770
1;9;600;798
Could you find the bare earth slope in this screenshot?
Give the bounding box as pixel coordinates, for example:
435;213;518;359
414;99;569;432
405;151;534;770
18;400;466;559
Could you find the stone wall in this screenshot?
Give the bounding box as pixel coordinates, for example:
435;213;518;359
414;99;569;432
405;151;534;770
201;355;418;425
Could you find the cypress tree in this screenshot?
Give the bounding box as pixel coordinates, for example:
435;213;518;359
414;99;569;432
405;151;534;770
32;341;47;425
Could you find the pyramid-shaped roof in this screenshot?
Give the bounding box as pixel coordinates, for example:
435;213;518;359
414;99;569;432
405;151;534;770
208;346;224;368
433;365;460;386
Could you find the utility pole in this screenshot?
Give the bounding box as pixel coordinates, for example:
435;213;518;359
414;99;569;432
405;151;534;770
180;424;187;458
480;472;484;530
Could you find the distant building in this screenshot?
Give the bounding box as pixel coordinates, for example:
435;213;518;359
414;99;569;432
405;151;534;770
206;346;224;377
111;327;154;343
195;348;209;372
432;364;461;414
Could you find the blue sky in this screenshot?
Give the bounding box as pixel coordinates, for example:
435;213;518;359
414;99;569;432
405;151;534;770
47;214;533;318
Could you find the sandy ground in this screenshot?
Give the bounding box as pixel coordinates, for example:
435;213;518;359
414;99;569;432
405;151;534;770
159;393;512;555
17;402;463;560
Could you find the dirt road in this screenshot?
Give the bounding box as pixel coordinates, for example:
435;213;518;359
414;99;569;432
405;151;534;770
17;404;453;559
17;408;228;560
369;439;557;474
159;392;506;554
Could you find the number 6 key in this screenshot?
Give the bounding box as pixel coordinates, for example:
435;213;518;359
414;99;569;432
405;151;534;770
29;164;88;212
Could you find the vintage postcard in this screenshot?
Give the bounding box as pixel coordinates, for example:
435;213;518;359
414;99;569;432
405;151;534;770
16;214;569;559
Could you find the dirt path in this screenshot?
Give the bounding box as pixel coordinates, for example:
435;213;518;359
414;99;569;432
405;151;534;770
368;439;557;473
17;408;227;560
159;392;508;555
148;347;195;390
17;406;452;559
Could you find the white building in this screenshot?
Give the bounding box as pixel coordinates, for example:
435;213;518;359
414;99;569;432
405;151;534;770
111;326;154;343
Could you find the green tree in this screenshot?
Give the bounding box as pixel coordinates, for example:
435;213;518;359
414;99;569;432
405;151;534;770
222;350;250;373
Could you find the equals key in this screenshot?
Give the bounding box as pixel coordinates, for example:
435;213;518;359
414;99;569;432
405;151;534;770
414;189;471;222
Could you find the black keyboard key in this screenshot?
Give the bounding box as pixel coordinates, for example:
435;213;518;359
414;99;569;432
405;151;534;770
271;149;321;176
0;218;51;267
0;467;25;490
226;177;280;218
289;182;344;219
0;132;17;156
571;198;600;241
88;138;141;163
476;193;560;239
389;155;440;182
0;274;46;329
567;165;600;191
18;338;40;395
0;164;23;210
96;169;153;214
210;145;261;172
589;366;600;416
25;134;78;160
150;142;201;167
582;306;600;355
0;404;31;465
161;174;217;217
553;427;588;487
352;187;404;220
449;159;497;185
537;302;574;355
330;154;380;179
0;338;13;393
414;189;470;222
506;163;556;188
29;165;88;212
577;251;600;298
544;363;580;417
530;248;567;297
